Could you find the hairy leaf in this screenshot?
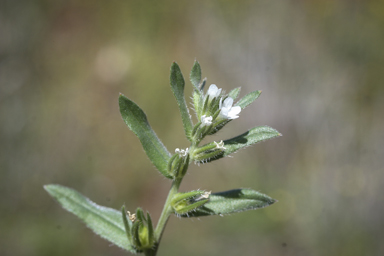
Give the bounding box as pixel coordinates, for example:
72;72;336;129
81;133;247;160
119;94;172;178
181;188;276;217
204;126;281;162
235;90;261;109
170;62;193;140
223;126;281;156
44;184;136;253
190;60;202;90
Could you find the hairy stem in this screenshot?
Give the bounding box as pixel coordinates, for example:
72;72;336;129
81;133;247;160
147;178;182;255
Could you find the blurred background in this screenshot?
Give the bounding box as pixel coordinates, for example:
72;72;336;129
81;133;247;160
1;0;383;255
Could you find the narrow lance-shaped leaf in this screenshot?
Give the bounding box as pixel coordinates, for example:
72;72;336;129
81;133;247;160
223;126;281;156
235;90;261;109
181;189;276;217
190;60;202;90
170;62;193;140
119;94;172;179
44;184;136;253
204;126;281;162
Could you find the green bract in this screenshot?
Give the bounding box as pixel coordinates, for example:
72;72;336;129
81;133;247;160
44;61;281;256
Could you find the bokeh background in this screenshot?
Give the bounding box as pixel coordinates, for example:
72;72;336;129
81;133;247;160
1;0;384;255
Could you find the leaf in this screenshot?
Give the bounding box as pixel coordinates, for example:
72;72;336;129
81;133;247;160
170;62;193;140
223;126;281;156
181;188;276;217
44;184;136;253
204;126;281;162
228;87;241;101
190;60;202;90
193;90;203;119
235;90;261;109
119;94;172;179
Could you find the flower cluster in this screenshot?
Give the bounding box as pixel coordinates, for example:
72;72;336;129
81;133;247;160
205;84;241;120
190;83;242;145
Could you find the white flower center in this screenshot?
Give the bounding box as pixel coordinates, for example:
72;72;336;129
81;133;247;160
201;115;213;126
214;140;226;150
175;148;189;157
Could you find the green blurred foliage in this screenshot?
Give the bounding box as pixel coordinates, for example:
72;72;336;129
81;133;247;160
1;0;384;255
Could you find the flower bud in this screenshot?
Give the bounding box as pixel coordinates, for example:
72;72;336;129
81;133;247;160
130;208;155;251
190;141;226;163
171;190;211;215
168;148;190;179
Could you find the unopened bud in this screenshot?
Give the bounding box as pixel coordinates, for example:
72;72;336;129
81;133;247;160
190;141;226;163
130;208;155;250
171;190;210;215
168;150;190;179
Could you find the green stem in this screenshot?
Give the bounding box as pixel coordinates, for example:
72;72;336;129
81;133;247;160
146;178;182;256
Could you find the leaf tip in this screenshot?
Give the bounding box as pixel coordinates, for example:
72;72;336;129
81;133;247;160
118;93;126;101
44;184;55;194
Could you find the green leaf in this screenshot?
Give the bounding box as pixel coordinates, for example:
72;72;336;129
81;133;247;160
119;94;172;179
235;90;262;109
223;126;281;156
44;184;136;253
224;126;281;156
203;126;281;162
228;87;241;101
181;189;276;217
170;62;193;140
190;60;202;90
193;90;203;119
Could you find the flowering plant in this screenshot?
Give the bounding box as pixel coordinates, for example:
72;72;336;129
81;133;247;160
44;61;281;255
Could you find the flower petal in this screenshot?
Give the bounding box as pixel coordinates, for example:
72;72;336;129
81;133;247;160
207;84;222;98
222;97;234;108
227;106;241;119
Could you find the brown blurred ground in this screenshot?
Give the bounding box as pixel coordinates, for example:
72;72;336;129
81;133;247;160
1;0;384;255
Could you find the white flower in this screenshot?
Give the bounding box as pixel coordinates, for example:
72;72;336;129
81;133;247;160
214;140;226;150
194;191;211;201
219;97;241;119
201;115;213;126
175;148;189;157
207;84;222;98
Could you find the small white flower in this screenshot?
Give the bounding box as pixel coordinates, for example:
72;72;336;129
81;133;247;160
127;211;136;222
219;97;241;119
201;115;213;126
194;191;211;201
175;148;189;157
207;84;222;98
214;140;226;150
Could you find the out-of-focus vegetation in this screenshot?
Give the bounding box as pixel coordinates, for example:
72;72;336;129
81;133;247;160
1;0;383;255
